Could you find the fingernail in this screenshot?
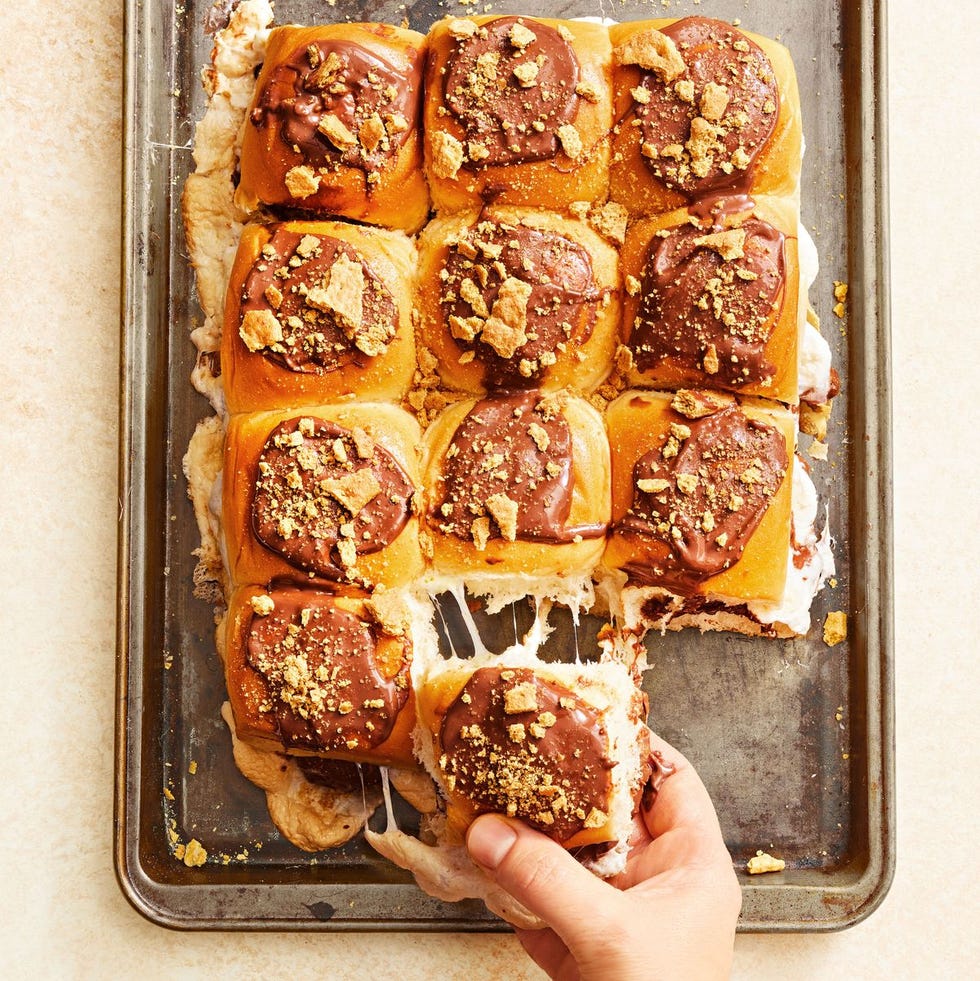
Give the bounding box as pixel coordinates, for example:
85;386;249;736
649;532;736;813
466;815;518;870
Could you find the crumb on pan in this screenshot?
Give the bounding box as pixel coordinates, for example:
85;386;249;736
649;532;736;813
823;610;847;647
747;850;785;874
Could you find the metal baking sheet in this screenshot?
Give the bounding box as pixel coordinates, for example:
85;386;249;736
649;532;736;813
116;0;893;931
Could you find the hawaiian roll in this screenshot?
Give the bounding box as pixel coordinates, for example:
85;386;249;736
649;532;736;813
416;207;620;394
222;403;424;590
224;586;417;766
411;650;650;876
603;389;795;605
222;221;418;413
621;195;800;404
237;23;429;231
422;390;610;593
424;16;612;212
609;17;802;215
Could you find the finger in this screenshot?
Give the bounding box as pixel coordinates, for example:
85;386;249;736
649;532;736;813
516;927;579;980
466;814;624;944
643;731;725;846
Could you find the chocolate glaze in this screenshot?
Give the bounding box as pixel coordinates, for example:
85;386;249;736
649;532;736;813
631;17;779;197
440;667;614;841
241;227;396;373
444;16;580;167
638;593;780;637
252;39;420;173
618;403;787;590
632;211;786;388
435;390;606;545
441;220;601;385
252;417;413;580
296;757;383;792
246;588;409;754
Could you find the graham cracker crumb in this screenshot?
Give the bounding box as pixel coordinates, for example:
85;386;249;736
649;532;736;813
359;112;387;153
616;29;686;82
239;309;283;352
823;611;847;647
431;131;465;180
447;18;477;39
480;277;532;359
471;516;491;551
182;839;208;868
306;252;364;334
486;492;519;542
747;851;785;875
670;389;727;419
694;228;746;261
509;22;536;49
700;82;730;122
504;681;538;715
318;114;357;150
557;124;583;161
319;469;382;516
588;202;628;244
250;593;275;616
284;165;320;199
527;422;550;452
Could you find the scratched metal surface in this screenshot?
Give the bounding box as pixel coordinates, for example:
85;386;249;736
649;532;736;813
116;0;893;930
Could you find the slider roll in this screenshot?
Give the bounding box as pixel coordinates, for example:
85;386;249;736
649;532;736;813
422;390;610;580
621;196;800;404
604;389;795;603
609;17;802;216
414;659;649;862
222;221;418;414
225;586;417;767
223;404;424;590
237;24;430;232
417;208;620;395
424;16;612;213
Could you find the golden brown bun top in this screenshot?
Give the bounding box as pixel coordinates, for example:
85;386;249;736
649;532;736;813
252;24;426;174
235;586;411;756
612;17;789;198
606;389;794;601
436;665;614;843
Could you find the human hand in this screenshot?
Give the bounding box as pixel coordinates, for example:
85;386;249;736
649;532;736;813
465;732;741;981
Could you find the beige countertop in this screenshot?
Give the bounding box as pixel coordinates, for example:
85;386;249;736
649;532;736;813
1;0;977;976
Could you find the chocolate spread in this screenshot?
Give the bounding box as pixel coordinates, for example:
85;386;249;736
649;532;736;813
246;588;408;754
440;667;614;840
296;756;382;792
631;209;786;387
434;390;607;546
630;17;779;197
240;227;397;372
252;417;414;580
440;219;601;385
251;39;420;172
444;16;581;167
619;402;787;589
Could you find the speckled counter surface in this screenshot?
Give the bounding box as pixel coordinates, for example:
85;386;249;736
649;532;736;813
1;0;977;976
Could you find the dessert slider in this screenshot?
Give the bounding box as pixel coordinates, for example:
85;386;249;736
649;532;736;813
223;586;417;767
621;195;800;404
237;24;429;232
416;207;620;394
222;404;424;590
424;16;612;212
422;390;610;608
367;650;651;925
221;703;385;853
603;389;797;634
609;17;802;215
222;221;418;413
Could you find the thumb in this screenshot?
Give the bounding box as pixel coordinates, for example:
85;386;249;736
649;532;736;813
466;814;623;939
